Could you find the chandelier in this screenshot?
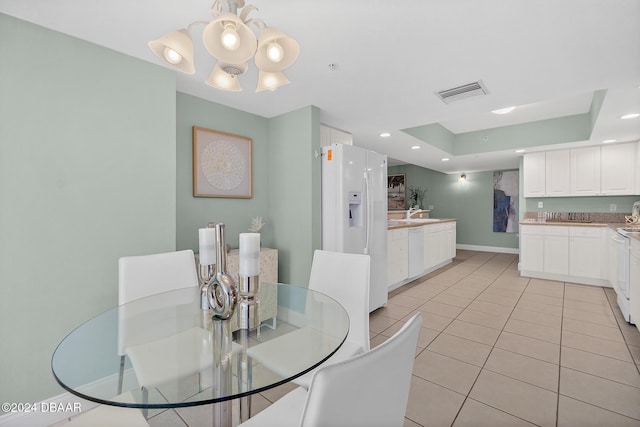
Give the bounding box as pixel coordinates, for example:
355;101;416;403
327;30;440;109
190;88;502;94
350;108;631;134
148;0;300;92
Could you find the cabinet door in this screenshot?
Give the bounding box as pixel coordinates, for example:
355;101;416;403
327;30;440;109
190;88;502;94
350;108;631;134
523;152;546;197
571;146;601;196
630;243;640;328
569;237;603;280
387;229;408;286
601;143;637;195
544;235;569;275
520;233;544;272
545;149;571;197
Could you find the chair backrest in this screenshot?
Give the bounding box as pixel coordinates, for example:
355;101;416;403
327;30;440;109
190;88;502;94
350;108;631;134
308;249;370;352
301;313;422;427
118;249;199;305
117;250;199;355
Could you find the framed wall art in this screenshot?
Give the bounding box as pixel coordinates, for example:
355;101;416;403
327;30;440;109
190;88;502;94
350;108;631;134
193;126;253;198
388;173;406;210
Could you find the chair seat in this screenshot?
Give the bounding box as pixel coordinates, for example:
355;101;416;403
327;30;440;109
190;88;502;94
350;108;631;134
126;327;216;387
246;326;363;387
239;386;307;427
64;392;148;427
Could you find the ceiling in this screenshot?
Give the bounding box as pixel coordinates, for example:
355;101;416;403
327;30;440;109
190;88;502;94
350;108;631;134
2;0;639;174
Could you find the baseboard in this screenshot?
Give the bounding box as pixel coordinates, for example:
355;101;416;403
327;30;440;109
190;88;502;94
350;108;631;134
519;270;612;288
0;370;137;427
456;244;519;255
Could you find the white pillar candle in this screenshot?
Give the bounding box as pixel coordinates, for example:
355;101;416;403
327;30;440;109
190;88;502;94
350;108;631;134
239;233;260;276
198;228;216;265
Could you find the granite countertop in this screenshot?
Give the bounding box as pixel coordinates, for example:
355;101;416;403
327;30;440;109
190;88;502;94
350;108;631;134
387;218;457;230
519;220;640;242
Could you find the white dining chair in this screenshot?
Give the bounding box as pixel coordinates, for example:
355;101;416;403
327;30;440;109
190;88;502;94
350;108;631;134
239;313;422;427
62;392;149;427
64;250;202;426
246;249;370;389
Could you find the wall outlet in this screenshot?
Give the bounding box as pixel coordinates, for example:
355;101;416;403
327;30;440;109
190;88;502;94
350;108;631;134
610;204;617;212
428;205;434;210
537;202;544;208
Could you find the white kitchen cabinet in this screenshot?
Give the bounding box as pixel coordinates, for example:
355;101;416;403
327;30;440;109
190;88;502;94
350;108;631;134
320;124;353;147
520;224;609;286
424;222;456;268
544;227;569;276
520;225;544;272
600;143;637;195
524;142;639;198
630;239;640;330
569;227;603;280
523;152;546;197
387;228;408;287
545;149;571;196
570;146;601;196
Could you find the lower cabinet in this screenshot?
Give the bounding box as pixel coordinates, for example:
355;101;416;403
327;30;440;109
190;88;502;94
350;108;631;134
388;221;456;290
520;224;608;286
387;228;408;287
630;239;640;330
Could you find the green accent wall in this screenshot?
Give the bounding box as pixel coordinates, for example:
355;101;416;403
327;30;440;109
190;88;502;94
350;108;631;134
0;14;177;404
267;106;321;286
402;123;455;153
454;114;591;155
389;165;520;250
525;196;639;213
175;93;272;251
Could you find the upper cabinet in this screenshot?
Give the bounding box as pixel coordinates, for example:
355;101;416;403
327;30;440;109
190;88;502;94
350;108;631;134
524;142;639;197
545;149;571;197
523;152;546;197
320;124;353;147
570;146;601;196
600;143;637;195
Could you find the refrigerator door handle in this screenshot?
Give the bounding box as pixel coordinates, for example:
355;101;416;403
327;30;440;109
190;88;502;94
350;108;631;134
364;170;371;255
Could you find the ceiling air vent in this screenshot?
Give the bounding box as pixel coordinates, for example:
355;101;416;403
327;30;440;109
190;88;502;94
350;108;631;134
435;80;489;104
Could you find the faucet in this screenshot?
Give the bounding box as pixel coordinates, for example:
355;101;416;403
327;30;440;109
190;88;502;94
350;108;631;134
406;207;421;219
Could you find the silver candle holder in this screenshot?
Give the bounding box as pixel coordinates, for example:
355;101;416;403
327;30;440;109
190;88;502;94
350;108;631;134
206;223;238;320
238;274;260;330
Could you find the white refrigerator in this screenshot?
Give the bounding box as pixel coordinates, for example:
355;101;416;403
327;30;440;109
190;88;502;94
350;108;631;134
321;143;388;312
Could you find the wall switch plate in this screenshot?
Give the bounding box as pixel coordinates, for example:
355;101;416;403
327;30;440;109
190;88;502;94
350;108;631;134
537;202;544;208
610;204;617;212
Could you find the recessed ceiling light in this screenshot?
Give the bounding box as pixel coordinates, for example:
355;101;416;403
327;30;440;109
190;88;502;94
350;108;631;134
620;113;640;119
379;132;391;138
602;139;617;143
441;158;450;161
410;145;421;150
491;106;517;115
514;149;525;153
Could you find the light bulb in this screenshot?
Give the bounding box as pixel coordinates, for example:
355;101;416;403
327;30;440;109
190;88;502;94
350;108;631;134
221;24;240;51
163;47;182;64
266;41;284;63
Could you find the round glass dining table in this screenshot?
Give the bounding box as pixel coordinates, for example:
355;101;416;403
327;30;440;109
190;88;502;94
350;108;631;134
51;283;348;420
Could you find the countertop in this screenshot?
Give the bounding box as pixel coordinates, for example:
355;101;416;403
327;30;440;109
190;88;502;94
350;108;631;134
519;220;640;241
387;218;457;230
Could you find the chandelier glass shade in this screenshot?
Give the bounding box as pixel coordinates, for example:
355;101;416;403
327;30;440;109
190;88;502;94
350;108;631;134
148;0;299;92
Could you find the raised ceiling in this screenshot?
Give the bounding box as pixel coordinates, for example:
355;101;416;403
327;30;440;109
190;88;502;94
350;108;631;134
2;0;639;173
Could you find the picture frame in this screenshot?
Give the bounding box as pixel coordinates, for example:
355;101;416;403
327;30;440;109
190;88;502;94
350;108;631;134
387;173;406;210
193;126;253;198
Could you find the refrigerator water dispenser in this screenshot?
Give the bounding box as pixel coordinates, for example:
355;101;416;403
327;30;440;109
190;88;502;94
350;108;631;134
348;191;362;227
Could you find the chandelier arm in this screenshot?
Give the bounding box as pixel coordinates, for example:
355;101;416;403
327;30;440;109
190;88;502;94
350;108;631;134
239;4;258;22
244;18;266;32
186;20;211;32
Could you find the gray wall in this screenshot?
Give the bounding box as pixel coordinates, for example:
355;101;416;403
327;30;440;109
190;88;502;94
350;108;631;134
0;14;177;404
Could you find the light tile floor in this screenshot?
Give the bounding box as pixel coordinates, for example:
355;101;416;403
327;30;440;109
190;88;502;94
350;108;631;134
106;250;640;426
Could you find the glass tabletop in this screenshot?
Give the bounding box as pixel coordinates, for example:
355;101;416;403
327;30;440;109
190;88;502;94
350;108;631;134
51;283;349;409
